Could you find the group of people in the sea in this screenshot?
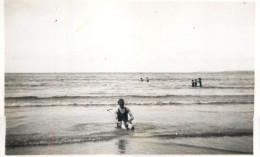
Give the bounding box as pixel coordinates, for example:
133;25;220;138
192;78;202;87
140;77;149;82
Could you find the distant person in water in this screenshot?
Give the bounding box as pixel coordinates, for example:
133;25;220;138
198;78;202;87
192;78;202;87
115;99;134;129
140;78;143;81
146;77;149;82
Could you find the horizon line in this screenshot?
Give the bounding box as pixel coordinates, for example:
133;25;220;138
4;70;254;74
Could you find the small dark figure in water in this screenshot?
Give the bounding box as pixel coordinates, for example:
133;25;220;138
194;79;197;87
198;78;202;87
192;79;195;87
140;78;143;81
146;77;149;82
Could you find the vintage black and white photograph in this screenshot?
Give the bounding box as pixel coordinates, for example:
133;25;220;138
4;0;254;155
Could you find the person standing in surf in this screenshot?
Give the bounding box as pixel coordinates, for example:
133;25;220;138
115;98;134;129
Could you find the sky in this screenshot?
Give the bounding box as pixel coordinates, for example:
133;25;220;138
4;0;255;73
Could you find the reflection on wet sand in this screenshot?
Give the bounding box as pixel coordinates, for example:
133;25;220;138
116;139;128;154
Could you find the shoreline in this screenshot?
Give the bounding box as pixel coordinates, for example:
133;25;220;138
6;135;253;155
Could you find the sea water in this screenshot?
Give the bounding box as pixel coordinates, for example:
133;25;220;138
5;72;254;154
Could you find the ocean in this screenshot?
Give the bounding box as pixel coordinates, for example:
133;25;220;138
5;72;254;154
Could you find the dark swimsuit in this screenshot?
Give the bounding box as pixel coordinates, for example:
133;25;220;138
117;107;128;122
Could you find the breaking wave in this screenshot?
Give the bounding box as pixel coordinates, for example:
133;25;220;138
5;94;254;100
6;130;252;147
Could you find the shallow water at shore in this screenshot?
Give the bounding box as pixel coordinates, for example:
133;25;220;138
5;104;253;154
6;136;253;155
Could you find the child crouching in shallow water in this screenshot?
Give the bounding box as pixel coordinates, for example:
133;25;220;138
115;99;134;130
